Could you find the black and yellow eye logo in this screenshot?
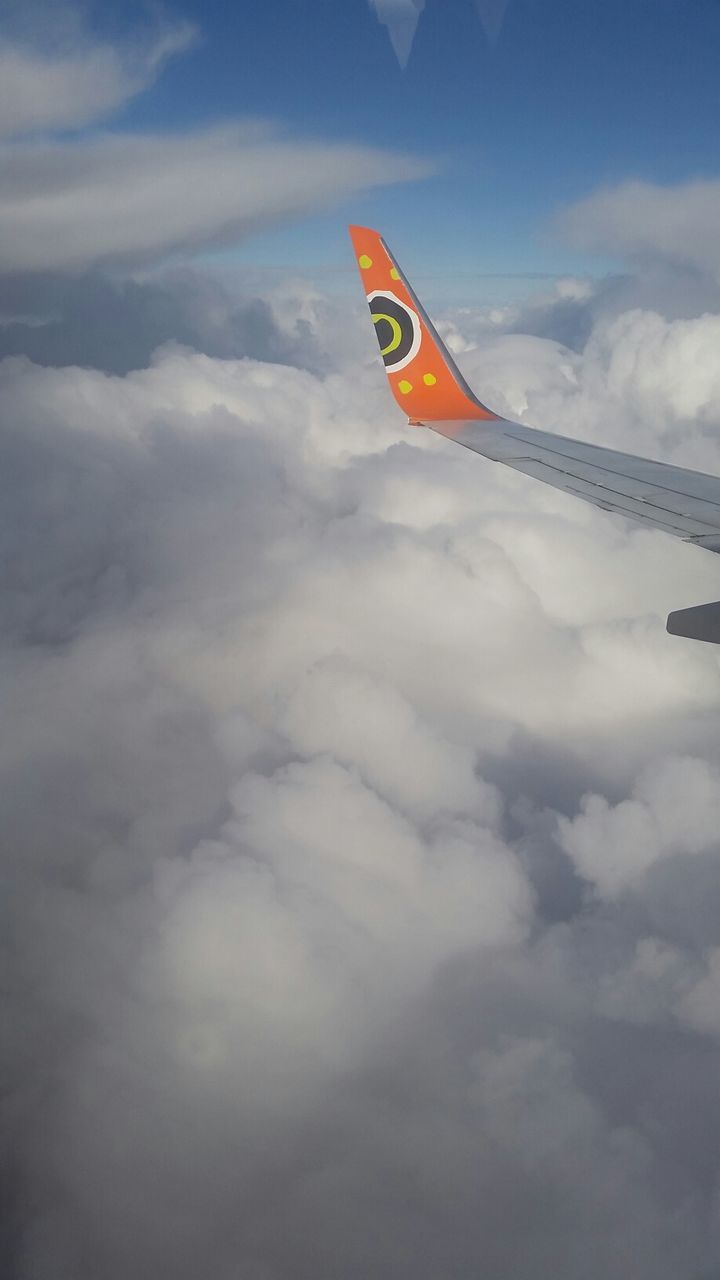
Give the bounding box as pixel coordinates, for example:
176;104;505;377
367;290;421;373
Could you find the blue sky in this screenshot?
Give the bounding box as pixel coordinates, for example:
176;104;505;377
15;0;717;303
48;0;720;295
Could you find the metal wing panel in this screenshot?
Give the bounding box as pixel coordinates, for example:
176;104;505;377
432;418;720;550
509;459;712;538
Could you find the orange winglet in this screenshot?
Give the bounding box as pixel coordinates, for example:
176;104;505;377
349;225;498;424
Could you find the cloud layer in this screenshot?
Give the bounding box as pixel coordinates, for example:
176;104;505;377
5;16;720;1265
0;5;429;274
1;125;429;273
4;254;720;1278
0;12;195;139
0;265;325;375
559;179;720;278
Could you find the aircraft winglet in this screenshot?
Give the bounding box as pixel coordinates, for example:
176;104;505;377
349;225;498;423
349;225;720;648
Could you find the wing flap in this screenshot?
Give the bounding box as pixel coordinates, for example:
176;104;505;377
507;459;713;538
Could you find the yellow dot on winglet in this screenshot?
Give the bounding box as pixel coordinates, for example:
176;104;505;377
398;380;413;394
359;254;373;269
390;267;400;280
423;373;437;386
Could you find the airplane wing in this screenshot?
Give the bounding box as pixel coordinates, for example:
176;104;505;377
349;224;720;643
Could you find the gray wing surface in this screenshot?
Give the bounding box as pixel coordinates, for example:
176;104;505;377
431;418;720;554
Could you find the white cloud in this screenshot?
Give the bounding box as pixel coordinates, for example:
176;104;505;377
0;7;430;274
559;756;720;899
0;16;196;139
280;655;500;822
559;178;720;277
5;268;720;1278
679;948;720;1037
0;125;430;272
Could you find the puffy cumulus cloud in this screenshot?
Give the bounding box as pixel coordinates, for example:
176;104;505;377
558;178;720;278
0;12;195;139
7;268;720;1280
458;299;720;475
559;756;720;899
280;656;500;823
445;267;720;358
1;125;429;273
0;266;328;375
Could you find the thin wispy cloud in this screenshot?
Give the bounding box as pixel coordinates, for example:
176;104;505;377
0;126;429;272
0;15;196;139
0;9;430;273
